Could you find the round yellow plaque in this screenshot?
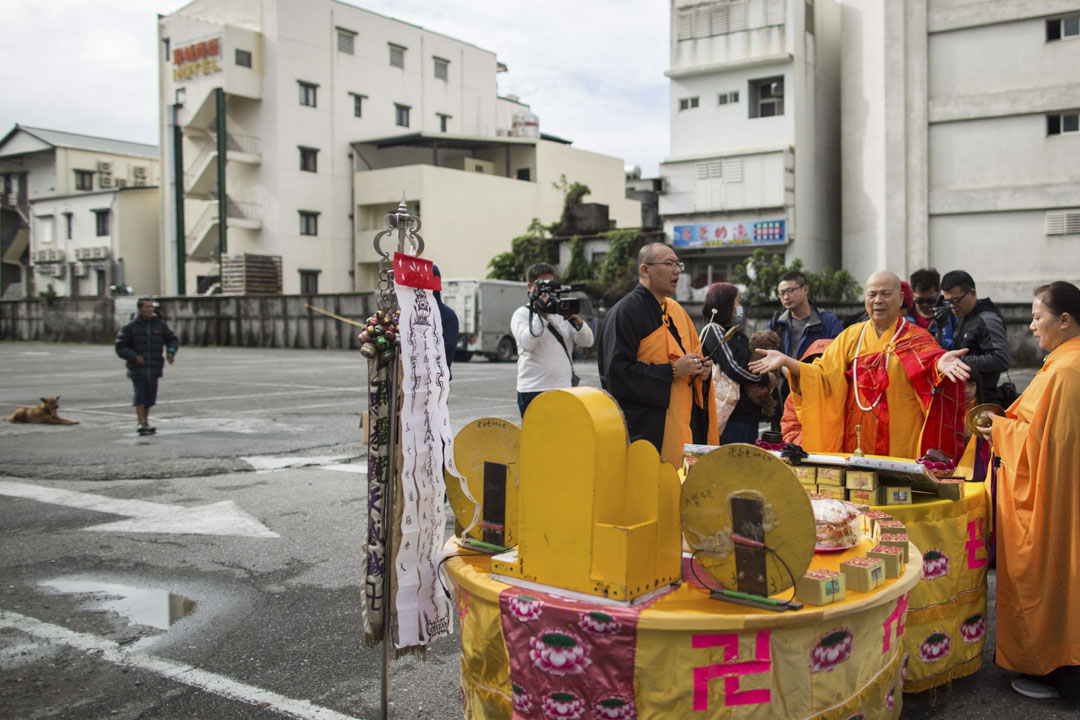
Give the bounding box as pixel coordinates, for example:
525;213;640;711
681;443;815;595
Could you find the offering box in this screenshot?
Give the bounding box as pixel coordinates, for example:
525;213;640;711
816;467;845;487
862;510;892;535
874;519;906;538
846;470;879;490
840;556;885;592
878;533;910;563
816;485;846;500
848;487;883;506
792;465;818;484
883;487;912;505
868;545;905;578
795;569;846;606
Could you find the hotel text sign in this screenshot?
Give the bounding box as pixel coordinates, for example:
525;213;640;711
173;38;222;81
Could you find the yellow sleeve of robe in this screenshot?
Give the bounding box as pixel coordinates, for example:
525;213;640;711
991;335;1080;676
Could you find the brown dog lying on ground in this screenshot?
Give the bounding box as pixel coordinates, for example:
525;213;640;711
5;396;79;425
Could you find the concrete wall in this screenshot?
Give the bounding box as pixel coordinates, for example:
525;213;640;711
0;293;378;349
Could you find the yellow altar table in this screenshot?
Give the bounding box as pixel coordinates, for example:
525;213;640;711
869;481;989;693
447;538;922;720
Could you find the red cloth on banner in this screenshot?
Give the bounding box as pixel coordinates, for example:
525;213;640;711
394;252;441;291
499;587;647;719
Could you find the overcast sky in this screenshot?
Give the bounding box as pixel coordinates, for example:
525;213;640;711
0;0;671;176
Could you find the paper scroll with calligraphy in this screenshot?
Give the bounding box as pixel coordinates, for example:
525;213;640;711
393;254;456;648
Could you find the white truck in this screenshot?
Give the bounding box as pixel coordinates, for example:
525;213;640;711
440;278;527;362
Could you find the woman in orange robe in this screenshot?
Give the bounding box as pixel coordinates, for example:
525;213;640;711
985;281;1080;702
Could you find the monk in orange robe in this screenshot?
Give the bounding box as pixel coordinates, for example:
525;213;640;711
598;242;718;466
751;271;971;459
981;281;1080;701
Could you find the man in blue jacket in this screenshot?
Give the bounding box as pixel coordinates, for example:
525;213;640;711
115;298;179;435
767;271;844;360
766;271;843;430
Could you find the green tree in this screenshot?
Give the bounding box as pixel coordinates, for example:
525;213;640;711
561;236;591;283
732;249;862;305
591;229;646;306
486;218;553;280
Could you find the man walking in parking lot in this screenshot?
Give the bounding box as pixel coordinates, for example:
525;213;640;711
115;298;179;435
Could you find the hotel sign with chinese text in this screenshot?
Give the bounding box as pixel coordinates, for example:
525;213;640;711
673;219;786;248
173;38;223;81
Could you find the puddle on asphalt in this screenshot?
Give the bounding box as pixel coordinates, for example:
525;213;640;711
38;579;196;630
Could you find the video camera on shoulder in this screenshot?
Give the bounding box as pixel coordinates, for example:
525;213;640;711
531;279;583;317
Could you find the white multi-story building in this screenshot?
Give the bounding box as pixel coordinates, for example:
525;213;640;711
0;126;161;298
841;1;1080;300
659;0;842;303
158;0;638;295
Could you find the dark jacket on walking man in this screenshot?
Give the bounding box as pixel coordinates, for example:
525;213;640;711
115;298;179;435
942;271;1011;404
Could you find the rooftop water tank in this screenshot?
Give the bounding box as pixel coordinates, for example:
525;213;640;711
512;109;539;138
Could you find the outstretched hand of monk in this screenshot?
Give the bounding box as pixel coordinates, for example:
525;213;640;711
977;412;998;443
936;348;971;382
749;349;798;377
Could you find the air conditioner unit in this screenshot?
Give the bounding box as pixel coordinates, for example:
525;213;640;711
92;246;109;259
51;263;66;279
31;250;43;263
73;262;88;277
115;179;127;188
36;264;53;276
48;248;65;262
134;178;146;187
98;161;111;173
74;247;87;260
100;175;112;188
133;166;147;177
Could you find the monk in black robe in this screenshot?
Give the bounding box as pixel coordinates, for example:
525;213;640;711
598;242;718;465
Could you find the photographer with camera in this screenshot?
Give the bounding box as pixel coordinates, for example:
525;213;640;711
511;263;594;417
909;268;957;349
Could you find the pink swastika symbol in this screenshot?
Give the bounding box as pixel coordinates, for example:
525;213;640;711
691;630;771;710
966;520;987;569
882;592;910;653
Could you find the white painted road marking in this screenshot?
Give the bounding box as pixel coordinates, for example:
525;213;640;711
318;463;368;474
0;610;360;720
0;481;278;538
241;455;352;471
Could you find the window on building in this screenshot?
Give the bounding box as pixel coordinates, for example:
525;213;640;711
434;56;449;80
389;43;406;68
1047;111;1080;135
750;76;784;118
299;211;319;236
676;1;757;40
96;268;107;296
162;38;170;62
437;113;451;132
718;91;739;105
1045;209;1080;235
299;270;320;294
93;209;110;237
337;27;356;54
298;81;318;107
1047;16;1080;41
395;103;411;127
679;96;700;111
805;0;814;34
350;92;367;117
236;49;252;67
64;212;73;239
516;168;531;181
299;146;319;172
74;170;94;191
38;215;55;245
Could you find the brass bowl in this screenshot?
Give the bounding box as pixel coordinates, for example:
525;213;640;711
965;403;1006;435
